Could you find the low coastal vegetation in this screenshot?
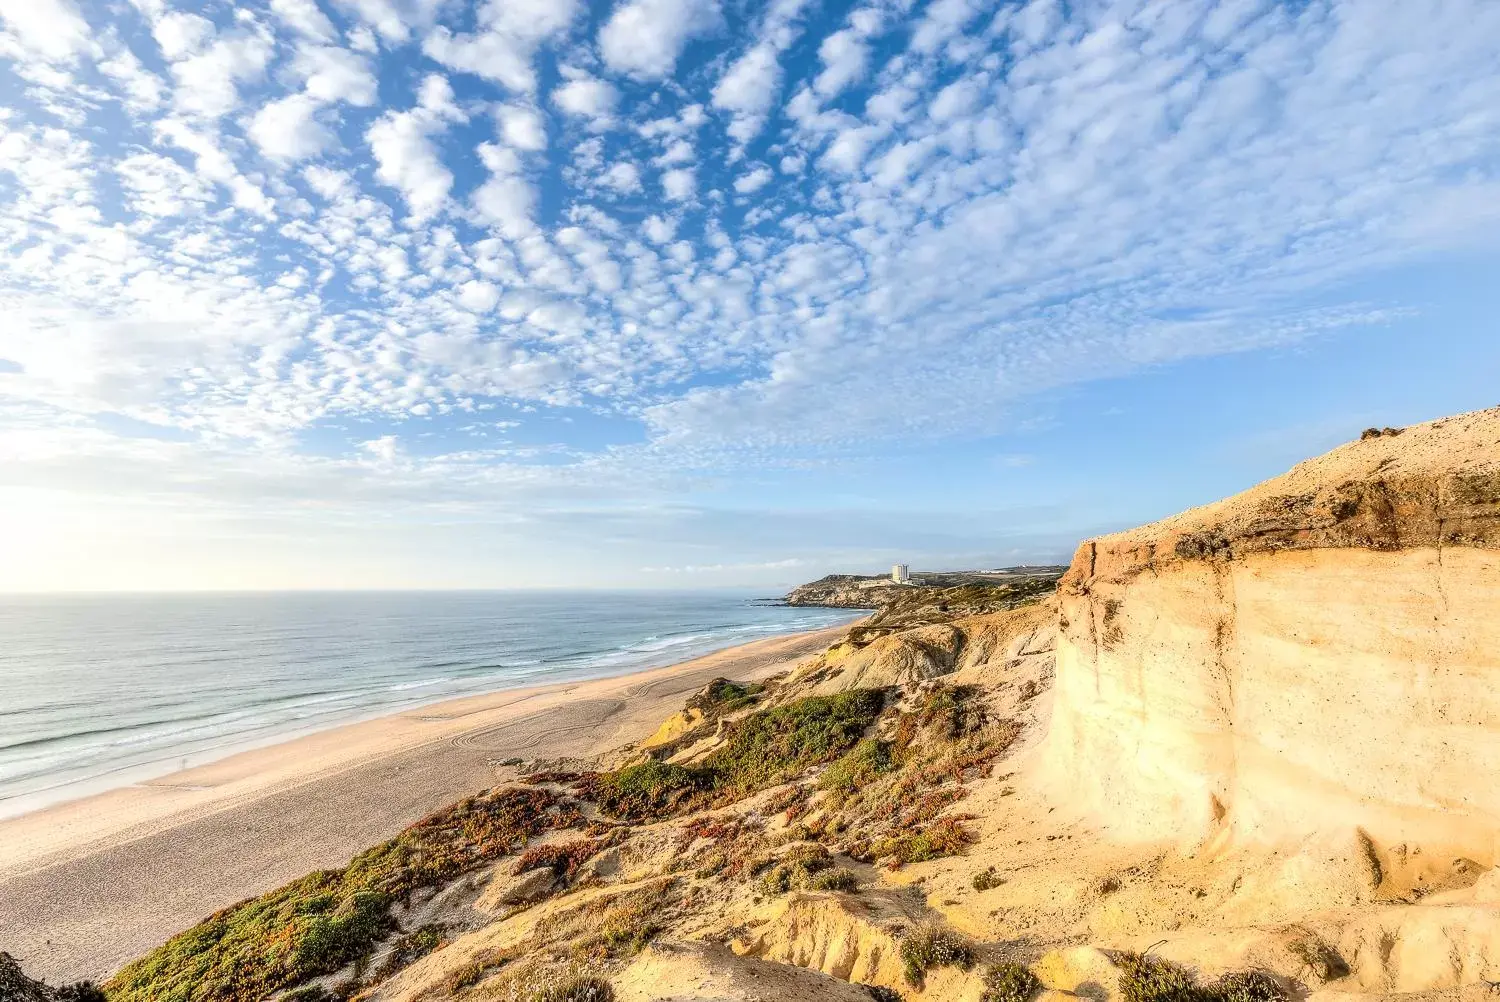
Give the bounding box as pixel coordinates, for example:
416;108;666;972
0;953;105;1001
107;787;571;1002
1118;954;1288;1002
979;962;1042;1002
578;688;885;821
899;922;975;988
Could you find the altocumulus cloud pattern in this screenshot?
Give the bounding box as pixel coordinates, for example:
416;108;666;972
1;0;1499;495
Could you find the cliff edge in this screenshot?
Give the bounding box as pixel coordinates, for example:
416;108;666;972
1048;407;1500;856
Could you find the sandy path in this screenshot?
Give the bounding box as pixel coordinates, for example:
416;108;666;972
0;624;849;983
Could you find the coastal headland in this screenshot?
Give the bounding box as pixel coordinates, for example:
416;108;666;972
0;625;848;983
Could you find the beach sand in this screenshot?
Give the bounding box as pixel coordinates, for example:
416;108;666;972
0;624;849;983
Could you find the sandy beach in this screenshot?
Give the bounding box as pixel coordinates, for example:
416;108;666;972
0;623;849;984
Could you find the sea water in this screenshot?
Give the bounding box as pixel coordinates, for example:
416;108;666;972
0;591;856;818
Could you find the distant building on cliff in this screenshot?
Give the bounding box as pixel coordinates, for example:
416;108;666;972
892;564;911;584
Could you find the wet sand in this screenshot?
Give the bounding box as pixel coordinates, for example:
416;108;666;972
0;624;848;983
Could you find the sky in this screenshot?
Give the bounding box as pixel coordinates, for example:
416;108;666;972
0;0;1497;592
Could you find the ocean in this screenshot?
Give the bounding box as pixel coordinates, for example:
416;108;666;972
0;591;857;819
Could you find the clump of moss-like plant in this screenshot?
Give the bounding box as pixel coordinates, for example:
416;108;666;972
820;738;895;802
755;842;837;896
866;816;977;868
578;761;706;821
687;677;764;717
972;867;1003;891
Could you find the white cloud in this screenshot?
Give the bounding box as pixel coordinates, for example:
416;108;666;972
600;161;642;194
457;280;500;312
116;152;215;216
733;164;772;193
250;93;333;161
98;48;167;112
366;74;464;221
662;166;695;201
168;27;275;120
269;0;339;41
813;27;869;97
713;43;782;144
347;24;378;52
553;74;618;126
296;45;379;106
497;103;547;151
642;213;676;243
0;0;96;62
330;0;411;44
472;142;537;238
598;0;721;80
423;0;579;94
151;11;214;61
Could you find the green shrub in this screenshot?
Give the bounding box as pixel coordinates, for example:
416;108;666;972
688;678;764;717
1208;971;1287;1002
981;962;1041;1002
757;864;796;896
535;974;615;1002
580;761;705;821
755;845;839;896
581;690;884;821
899;923;974;988
702;689;885;797
1116;955;1288;1002
870;816;977;867
972;867;1003;891
1119;954;1199;1002
916;685;984;738
809;867;859;891
107;788;565;1002
0;953;107;1002
280;988;334;1002
820;738;895;797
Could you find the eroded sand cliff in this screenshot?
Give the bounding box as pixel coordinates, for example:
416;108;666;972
1047;408;1500;859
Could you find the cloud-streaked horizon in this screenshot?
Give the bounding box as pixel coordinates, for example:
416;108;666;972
1;0;1498;589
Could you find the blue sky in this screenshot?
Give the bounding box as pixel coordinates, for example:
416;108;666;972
0;0;1497;590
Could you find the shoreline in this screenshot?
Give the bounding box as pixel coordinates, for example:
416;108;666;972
0;622;851;983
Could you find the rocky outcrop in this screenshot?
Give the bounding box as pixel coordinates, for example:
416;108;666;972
783;574;902;608
783;603;1052;696
783;568;1065;610
1046;408;1500;857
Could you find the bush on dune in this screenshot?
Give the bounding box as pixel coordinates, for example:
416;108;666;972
702;688;885;796
107;788;568;1002
899;922;974;989
578;761;707;821
581;689;886;821
0;953;106;1002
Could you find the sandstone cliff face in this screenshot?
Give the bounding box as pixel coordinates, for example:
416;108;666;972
1046;408;1500;857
